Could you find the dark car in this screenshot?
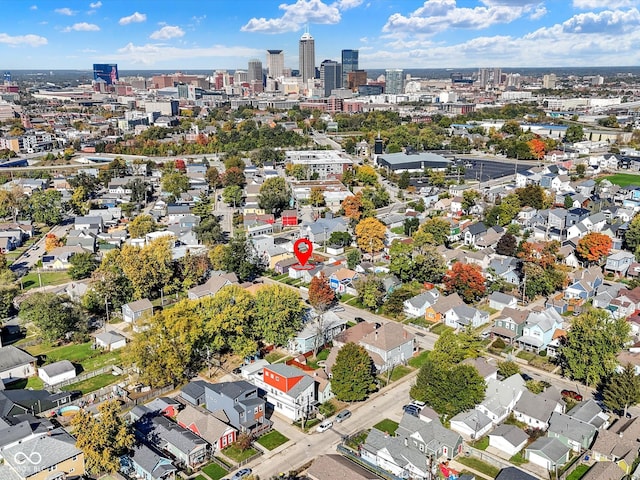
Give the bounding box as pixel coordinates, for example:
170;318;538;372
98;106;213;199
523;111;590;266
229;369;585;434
231;468;252;480
336;410;352;423
354;317;365;323
561;389;583;401
403;404;421;417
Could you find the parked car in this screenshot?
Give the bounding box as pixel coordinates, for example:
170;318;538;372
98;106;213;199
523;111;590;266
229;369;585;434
403;404;421;417
336;410;351;423
231;468;252;480
332;306;345;312
561;389;583;401
410;400;426;408
316;420;333;432
354;317;365;323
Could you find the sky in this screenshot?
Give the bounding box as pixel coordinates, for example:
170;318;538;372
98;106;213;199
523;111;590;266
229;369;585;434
2;0;640;71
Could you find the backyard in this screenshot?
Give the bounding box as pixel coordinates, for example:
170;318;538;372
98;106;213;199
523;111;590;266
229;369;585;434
20;271;71;290
201;462;228;480
26;341;123;373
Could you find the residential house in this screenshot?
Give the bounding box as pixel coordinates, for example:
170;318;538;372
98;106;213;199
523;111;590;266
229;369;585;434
490;307;528;345
332;322;377;349
176;404;237;453
0;346;36;385
0;389;77;417
300;216;348;245
464;222;488;247
462;357;498;382
38;360;76;386
145;397;181;418
495;467;539;480
179;380;211;407
403;290;440;318
476;226;504;249
567;399;610;430
95;330;127;351
513;390;564;430
359;323;415;373
307;454;380;480
547;412;597;453
590;429;638;474
122;298;154;325
488;424;528;457
444;304;489;330
450;409;493;440
122;444;176;480
518;307;564;353
559;245;580;268
605;251;636;277
187;274;236;300
488;292;518;311
74;215;103;233
548;208;568;231
0;429;85;480
488;257;521;286
381;275;402;297
203;381;271;435
581;461;626;480
253;363;315;422
476;374;526;425
328;268;359;295
564;266;604;302
465;249;493;270
610;287;640;319
281;210;298;227
42;246;86;270
288;311;347;354
525;437;571;471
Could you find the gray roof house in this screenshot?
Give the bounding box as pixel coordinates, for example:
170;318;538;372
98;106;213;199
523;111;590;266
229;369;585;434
122;298;154;326
204;380;271;435
488;424;529;458
513;390;564;430
567;399;610;430
0;346;36;385
38;360;76;386
450;409;493;440
95;330;127;351
476;374;526;424
403;290;439;318
123;443;176;480
525;436;571;471
443;304;489;330
488;291;518;311
547;411;597;452
179;380;212;406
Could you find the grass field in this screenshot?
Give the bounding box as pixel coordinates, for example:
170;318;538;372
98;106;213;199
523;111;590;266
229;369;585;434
566;464;591;480
373;419;399;435
201;462;228;480
456;456;500;478
20;271;71;290
256;430;289;450
602;173;640;187
408;350;430;369
26;341;122;372
221;445;258;463
61;373;121;394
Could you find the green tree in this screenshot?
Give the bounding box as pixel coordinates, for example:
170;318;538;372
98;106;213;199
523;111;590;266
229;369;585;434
259;177;290;215
120;237;174;299
576;163;586;177
222;185;243;207
461;189;481;213
72;400;135;474
194;215;225;245
205;166;222;188
127;214;156;238
515;184;549;210
565;124;585;143
0;269;18;319
416;218;450;247
309;187;326;207
625;214;640;251
252;284;304;346
27;189;63;225
84;250;134;316
383;286;415;316
213;234;263;281
328;231;352;247
222;167;246;187
70;186;89;215
403;217;420;237
602;364;640;417
126;178;149;206
346;249;362;269
19;292;84;342
398;171;410;189
161;171;189;200
559;309;630;387
68;252;97;280
564;195;574;209
497;360;521;378
354;275;384;310
331;342;377;402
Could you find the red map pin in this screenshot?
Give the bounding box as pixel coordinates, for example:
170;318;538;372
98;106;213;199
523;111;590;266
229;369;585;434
293;238;313;266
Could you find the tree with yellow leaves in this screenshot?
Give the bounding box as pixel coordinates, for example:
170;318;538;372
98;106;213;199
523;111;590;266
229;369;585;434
355;217;386;258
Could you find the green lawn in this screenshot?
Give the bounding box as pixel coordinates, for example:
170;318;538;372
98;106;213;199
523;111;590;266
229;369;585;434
20;271;71;290
265;351;286;363
602;173;640;187
472;436;489;450
5;375;44;390
516;350;537;362
346;429;370;450
566;464;591;480
256;430;289;450
221;445;258;463
201;462;228;480
373;419;399;435
509;450;528;466
408;350;430;368
430;323;454;335
61;373;121;394
387;365;413;382
26;342;122;372
456;456;500;478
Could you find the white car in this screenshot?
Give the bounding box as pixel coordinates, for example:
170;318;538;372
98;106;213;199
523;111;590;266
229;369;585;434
316;420;333;433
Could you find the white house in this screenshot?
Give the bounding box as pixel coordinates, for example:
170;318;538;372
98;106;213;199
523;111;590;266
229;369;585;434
403;290;439;318
252;363;315;422
95;330;127;351
449;409;493;440
0;346;36;385
488;424;528;458
122;298;154;325
488;292;518;311
38;360;76;386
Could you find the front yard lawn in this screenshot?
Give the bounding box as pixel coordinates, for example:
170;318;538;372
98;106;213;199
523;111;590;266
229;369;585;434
408;350;430;369
373;419;399;435
456;456;500;478
430;323;454;335
21;271;71;290
516;350;537;362
61;373;121;394
256;430;289;450
201;462;227;480
387;365;413;382
221;445;258;463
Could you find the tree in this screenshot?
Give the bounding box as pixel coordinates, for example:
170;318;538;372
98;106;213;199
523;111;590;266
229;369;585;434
403;217;420;237
461;189;481;213
356;165;378;185
415;218;450;247
331;343;376;401
161;171;189;200
346;249;362;269
559;309;630;387
213;235;263;282
0;187;24;221
309;187;325;207
84;250;134;316
205;166;222;188
19;292;84;342
355;217;386;257
384;286;416;316
259;177;290;215
126;178;149;206
564;195;574;209
410;357;485;418
626;214;640;251
252;285;305;346
222;185;243;207
223;166;246;187
354;275;384;310
576;232;613;264
308;273;336;312
576;163;586;177
602;364;640;417
72;399;134;474
127;214;156;239
194;215;225;245
527;138;546;160
28;189;63;225
565;124;585;143
497;361;521;378
398;171;410;189
496;233;517;257
0;268;17;319
341;194;364;222
70;186;89;215
515;184;548;210
120;237;174;299
328;231;352;247
45;233;63;252
444;262;486;303
69;252;97;280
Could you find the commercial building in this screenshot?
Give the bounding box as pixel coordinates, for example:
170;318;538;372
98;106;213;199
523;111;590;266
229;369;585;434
266;49;284;79
320;59;342;97
341;49;358;87
286;150;353;179
385;68;404;94
299;31;316;83
376;151;451;173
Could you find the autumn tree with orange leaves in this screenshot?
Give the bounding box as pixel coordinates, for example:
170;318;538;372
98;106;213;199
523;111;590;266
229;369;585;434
342;193;364;222
527;138;546;160
576;232;613;265
443;262;486;303
45;233;63;252
308;272;336;313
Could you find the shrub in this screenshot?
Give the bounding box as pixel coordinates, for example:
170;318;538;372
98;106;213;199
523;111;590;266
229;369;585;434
492;338;506;350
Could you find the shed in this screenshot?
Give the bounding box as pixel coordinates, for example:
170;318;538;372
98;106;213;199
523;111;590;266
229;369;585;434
95;330;127;351
38;360;76;386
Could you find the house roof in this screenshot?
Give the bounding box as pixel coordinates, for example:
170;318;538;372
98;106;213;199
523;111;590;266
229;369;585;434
514;390;559;424
307;454;379;480
495;466;539;480
360;323;414;352
40;360;75;378
432;292;464;314
3;428;82;474
548;411;596;444
0;346;36;372
581;461;625;480
129;443;176;479
180;380;212;402
334;322;377;345
489;424;528;448
525;436;570;462
462;357;497;379
137;413;207;455
451;409;492;431
206;380;256;401
176;404;233;445
123;298;153;312
405;290;439;309
488;291;517;305
567;399;607;429
95;330;126;345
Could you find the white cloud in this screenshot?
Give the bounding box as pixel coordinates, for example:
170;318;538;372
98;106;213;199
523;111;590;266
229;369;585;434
573;0;636;8
0;33;47;47
150;26;185;40
110;42;263;65
530;5;547;19
30;5;37;10
383;0;538;34
89;1;102;7
241;0;344;33
55;7;75;15
63;22;100;32
333;0;363;9
119;12;146;25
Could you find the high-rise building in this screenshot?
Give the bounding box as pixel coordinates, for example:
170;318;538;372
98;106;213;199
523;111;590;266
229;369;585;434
543;73;557;89
248;59;263;85
266;50;284;79
93;64;119;85
299;31;316;83
478;67;502;88
385;69;404;94
347;70;367;90
320;60;342;97
341;49;358;87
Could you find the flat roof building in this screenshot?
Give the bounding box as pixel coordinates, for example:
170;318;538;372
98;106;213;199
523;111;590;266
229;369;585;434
376;151;451;173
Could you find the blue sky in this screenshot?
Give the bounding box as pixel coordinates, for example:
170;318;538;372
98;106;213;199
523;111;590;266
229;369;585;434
2;0;640;70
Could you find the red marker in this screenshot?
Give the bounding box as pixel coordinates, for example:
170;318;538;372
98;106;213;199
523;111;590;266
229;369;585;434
293;238;313;266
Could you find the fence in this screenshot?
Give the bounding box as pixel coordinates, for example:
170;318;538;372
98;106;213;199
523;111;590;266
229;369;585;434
465;445;513;471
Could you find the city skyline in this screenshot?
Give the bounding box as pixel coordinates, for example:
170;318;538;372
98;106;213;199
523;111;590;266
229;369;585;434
1;0;640;70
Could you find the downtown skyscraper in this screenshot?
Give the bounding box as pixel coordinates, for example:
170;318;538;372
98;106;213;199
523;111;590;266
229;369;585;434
341;49;358;87
266;49;284;79
299;31;315;83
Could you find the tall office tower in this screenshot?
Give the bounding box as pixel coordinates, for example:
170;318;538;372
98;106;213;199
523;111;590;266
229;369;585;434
299;31;316;83
320;60;342;97
266;49;284;79
341;49;358;87
347;70;367;90
543;73;557;89
478;67;502;88
385;68;404;94
248;59;263;85
234;70;248;85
